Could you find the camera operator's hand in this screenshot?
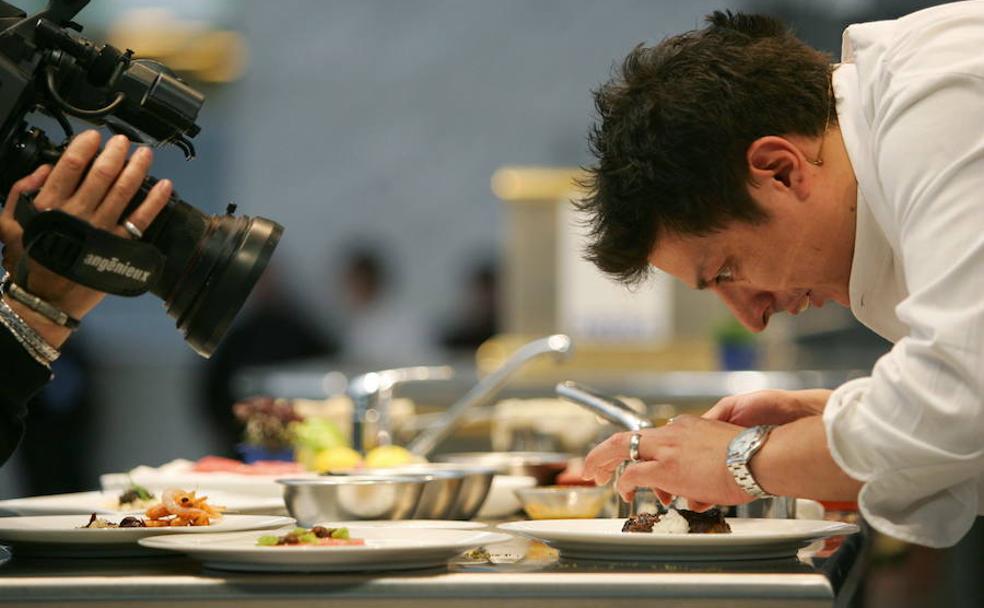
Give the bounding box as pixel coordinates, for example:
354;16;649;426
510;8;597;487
0;130;172;344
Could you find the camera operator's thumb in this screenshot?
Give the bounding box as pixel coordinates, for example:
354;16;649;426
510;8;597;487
0;164;52;275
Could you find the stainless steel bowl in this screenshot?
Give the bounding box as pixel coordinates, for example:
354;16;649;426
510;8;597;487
278;475;425;526
330;464;496;520
435;452;573;486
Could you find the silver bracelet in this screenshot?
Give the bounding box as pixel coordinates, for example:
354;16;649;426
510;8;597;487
0;294;59;367
2;280;80;330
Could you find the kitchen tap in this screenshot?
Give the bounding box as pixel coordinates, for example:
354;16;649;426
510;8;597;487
348;366;454;453
556;381;652;517
407;334;574;457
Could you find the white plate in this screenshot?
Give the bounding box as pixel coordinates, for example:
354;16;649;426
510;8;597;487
0;514;294;558
476;475;537;519
0;491;286;517
324;520;487;530
101;464;316;499
498;518;859;561
139;526;512;572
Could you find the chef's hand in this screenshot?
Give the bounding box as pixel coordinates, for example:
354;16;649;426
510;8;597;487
581;415;754;512
0;130;171;347
702;389;831;427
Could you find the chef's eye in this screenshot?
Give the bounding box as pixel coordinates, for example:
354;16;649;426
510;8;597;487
714;266;734;285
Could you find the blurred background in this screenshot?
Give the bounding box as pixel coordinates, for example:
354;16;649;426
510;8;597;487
0;1;979;606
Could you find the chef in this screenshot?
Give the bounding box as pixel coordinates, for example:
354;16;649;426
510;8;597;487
579;3;984;547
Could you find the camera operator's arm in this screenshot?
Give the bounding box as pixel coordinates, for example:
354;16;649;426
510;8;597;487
1;130;173;340
0;130;171;466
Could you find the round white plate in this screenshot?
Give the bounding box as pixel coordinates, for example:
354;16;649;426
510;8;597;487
0;514;294;558
323;520;486;530
0;491;286;517
498;517;858;561
100;460;317;499
138;526;512;572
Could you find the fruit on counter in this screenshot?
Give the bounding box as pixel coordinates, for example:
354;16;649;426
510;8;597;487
291;417;348;470
313;446;364;473
364;445;418;468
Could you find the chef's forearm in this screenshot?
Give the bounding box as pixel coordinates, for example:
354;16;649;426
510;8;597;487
750;416;863;501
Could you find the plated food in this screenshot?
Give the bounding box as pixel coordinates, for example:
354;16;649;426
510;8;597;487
256;526;363;547
78;489;225;529
114;483;156;510
0;514;295;558
138;524;512;572
498;517;859;561
622;508;732;534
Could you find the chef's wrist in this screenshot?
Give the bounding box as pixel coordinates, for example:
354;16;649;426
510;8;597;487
748;417;863;502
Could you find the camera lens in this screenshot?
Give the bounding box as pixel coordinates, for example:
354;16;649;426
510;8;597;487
168;214;283;358
136;188;284;358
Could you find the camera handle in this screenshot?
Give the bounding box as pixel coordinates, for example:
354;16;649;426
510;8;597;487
12;189;164;296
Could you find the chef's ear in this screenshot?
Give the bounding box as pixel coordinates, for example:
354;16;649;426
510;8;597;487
746;136;809;199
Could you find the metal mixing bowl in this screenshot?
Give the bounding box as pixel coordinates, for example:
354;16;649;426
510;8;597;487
330;464;496;520
278;475;425;526
435;452;573;486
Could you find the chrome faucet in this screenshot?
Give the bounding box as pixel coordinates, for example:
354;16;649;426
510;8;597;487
407;334;574;457
556;381;652;517
348;366;454;453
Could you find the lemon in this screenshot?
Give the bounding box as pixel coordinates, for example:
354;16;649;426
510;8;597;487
364;445;416;468
313;446;364;472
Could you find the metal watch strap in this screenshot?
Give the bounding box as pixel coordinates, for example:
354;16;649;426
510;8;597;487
727;425;776;499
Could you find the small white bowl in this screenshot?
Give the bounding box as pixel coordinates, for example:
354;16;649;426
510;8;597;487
476;475;537;520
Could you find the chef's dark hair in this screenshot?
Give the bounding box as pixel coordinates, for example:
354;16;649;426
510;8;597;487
578;11;834;285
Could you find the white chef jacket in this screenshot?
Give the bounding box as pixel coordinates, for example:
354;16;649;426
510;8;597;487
822;1;984;547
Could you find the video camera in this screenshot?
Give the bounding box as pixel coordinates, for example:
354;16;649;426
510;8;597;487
0;0;283;357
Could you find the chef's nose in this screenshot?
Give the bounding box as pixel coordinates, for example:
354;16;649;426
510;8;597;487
712;285;772;333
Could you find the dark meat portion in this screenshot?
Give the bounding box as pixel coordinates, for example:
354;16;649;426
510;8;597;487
678;508;732;534
118;516;146;528
311;526;336;539
622;512;662;533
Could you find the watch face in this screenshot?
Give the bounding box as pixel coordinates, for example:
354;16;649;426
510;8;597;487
733;432;754;453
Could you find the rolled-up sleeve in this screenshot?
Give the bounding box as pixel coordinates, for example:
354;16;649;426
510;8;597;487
824;22;984;548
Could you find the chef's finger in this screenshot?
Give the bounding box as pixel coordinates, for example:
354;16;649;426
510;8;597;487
616;460;665;502
701;398;737;421
92;146;153;227
36;130;101;208
69;134;130;213
654;488;674;507
584;431;635;485
687;500;715;512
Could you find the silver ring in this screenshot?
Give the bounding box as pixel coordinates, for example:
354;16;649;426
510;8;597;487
667;416;679;425
123;220;143;240
628;431;642;462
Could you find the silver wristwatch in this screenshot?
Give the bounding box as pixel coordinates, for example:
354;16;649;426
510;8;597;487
726;424;776;499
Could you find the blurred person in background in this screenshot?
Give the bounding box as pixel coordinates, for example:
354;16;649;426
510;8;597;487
336;243;434;366
0;130;172;468
579;5;984;550
200;263;339;457
438;258;499;354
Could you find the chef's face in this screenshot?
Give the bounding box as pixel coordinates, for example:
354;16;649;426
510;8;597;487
648;191;855;333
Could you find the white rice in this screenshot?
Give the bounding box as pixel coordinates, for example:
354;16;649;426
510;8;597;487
650;508;690;534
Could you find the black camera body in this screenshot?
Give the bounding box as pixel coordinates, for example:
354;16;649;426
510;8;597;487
0;0;283;357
